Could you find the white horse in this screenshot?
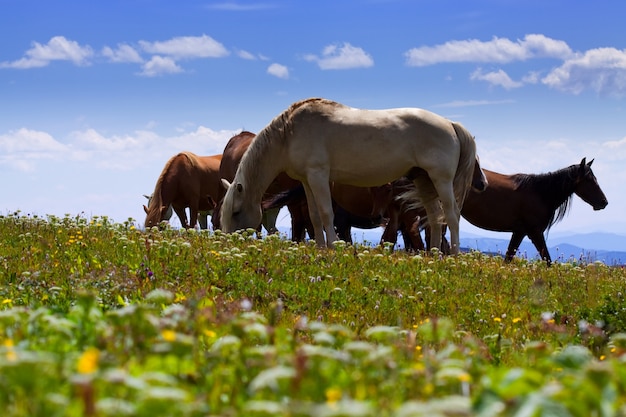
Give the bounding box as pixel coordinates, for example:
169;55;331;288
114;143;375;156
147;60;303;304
220;98;485;253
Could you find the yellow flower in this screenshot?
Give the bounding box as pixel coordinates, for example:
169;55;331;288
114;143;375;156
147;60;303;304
4;340;17;362
2;299;12;305
325;387;342;403
77;348;100;374
493;317;502;323
203;329;217;338
512;317;522;324
458;372;471;382
162;329;177;342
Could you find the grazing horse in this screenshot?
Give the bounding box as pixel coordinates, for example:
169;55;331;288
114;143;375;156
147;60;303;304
461;158;608;265
143;194;212;229
212;130;301;236
144;152;222;229
220;98;483;253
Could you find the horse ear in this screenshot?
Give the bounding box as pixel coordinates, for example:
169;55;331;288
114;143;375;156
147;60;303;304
580;157;587;167
587;158;594;167
143;194;150;200
143;205;149;214
221;179;231;190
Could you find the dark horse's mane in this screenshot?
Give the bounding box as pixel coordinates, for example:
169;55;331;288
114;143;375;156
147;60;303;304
513;164;581;232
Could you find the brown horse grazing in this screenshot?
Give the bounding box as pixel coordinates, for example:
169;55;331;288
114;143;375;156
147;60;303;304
461;158;608;265
143;194;213;229
144;152;222;229
212;131;303;236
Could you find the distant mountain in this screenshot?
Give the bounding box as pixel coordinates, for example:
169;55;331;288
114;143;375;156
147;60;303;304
277;227;626;265
460;234;626;265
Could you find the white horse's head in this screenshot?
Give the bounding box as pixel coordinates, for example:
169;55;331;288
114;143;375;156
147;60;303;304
219;179;262;233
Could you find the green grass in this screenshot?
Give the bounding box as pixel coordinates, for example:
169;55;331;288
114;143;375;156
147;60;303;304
1;212;626;416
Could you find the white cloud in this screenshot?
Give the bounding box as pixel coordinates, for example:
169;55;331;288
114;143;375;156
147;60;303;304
0;128;67;153
102;43;143;63
267;63;289;79
304;42;374;70
138;56;184;77
542;47;626;96
0;36;93;69
237;49;257;60
138;35;229;59
405;34;573;66
0;128;69;172
470;68;523;89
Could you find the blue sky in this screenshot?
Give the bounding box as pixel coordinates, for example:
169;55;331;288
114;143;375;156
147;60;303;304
2;0;626;240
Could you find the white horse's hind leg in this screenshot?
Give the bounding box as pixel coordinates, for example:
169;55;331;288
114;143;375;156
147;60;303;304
432;181;461;254
422;200;443;251
304;177;338;247
301;183;327;247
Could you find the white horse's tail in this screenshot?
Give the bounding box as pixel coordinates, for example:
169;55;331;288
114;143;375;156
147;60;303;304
450;121;476;210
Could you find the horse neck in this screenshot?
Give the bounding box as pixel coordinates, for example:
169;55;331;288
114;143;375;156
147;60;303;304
236;132;286;202
521;166;577;228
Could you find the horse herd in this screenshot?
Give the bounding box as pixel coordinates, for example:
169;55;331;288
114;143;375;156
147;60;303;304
144;98;608;265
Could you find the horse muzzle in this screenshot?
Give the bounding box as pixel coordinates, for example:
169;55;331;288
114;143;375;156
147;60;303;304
593;199;608;210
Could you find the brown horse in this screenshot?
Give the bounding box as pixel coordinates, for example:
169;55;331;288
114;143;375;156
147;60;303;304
143;194;213;229
462;158;607;265
144;152;222;229
263;183;389;243
212;131;303;236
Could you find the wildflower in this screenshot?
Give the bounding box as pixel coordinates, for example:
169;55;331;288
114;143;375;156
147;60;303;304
458;372;471;382
512;317;522;324
4;339;17;362
493;317;502;323
162;329;177;342
77;348;100;374
203;329;217;338
325;387;342;403
2;299;11;305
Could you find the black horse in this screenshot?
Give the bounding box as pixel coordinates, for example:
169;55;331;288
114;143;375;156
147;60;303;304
461;158;608;265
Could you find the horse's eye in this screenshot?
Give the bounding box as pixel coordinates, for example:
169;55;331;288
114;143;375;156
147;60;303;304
232;211;240;218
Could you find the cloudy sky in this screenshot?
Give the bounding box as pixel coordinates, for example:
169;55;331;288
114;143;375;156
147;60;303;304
2;0;625;239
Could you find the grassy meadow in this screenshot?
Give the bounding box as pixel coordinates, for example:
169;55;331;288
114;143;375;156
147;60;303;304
2;212;626;416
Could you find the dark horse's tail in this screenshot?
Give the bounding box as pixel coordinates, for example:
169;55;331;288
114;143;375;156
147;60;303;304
262;184;306;210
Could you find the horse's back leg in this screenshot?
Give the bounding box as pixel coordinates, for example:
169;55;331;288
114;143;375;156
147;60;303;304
303;176;337;247
421;199;444;252
430;180;461;254
528;230;552;266
505;232;525;262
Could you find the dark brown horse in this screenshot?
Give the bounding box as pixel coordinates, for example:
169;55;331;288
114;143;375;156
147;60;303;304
212;131;304;236
462;158;607;265
391;158;608;264
144;152;222;229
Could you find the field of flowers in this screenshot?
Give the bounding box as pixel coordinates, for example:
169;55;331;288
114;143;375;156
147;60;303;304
1;212;626;416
